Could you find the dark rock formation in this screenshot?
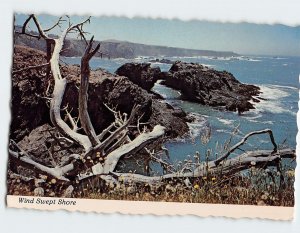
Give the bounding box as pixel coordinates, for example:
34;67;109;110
11;46;51;141
115;63;161;91
161;61;260;114
10;46;189;141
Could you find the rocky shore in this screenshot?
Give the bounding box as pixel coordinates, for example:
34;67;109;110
117;61;260;114
11;46;189;142
11;46;261;147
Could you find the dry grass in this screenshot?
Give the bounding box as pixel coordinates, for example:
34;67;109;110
80;165;295;206
7;161;295;206
7;126;295;206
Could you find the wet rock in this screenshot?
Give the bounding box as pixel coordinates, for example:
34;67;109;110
149;101;189;138
161;61;260;114
115;63;161;91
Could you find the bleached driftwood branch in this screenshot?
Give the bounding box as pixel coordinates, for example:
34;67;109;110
10;15;166;189
214;129;277;166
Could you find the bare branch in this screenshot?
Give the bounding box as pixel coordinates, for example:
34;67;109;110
44;17;65;32
110;148;295;185
31;14;50;40
79;36;101;146
97;105;139;153
49;18;95;152
64;108;79;132
213;129;278;166
97;122;116;141
103;125;166;173
145;148;175;173
104;130;128;155
9;148;70;181
12;63;49;75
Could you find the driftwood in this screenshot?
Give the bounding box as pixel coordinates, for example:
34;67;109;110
9;14;296;196
10;14;165;183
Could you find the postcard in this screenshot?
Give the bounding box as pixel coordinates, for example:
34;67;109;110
7;13;298;220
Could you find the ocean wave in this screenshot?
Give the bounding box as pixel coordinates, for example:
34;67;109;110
208;56;261;62
246;118;274;124
250;85;297;116
243;113;263;120
112;58;127;61
248;59;261;62
270;84;298;90
186;113;208;138
273;57;287;60
258;85;290;100
216;117;235;126
134;56;150;60
215;129;232;134
201;63;215;68
254;102;296;116
260;139;272;144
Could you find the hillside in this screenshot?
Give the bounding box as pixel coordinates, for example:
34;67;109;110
14;26;238;59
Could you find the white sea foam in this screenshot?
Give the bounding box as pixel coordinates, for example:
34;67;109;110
246;118;274;124
186;113;208;138
270;84;298;90
158;93;168;99
217;118;235;126
250;85;296;116
260;139;271;144
208;56;261;62
150;62;165;65
259;85;290;100
215;129;232;134
243;113;263;120
208;57;231;61
248;59;261;62
273;57;287;60
201;63;214;67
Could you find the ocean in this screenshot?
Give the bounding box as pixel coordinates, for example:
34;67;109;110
62;55;299;171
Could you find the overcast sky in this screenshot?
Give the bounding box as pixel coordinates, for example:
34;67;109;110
15;13;300;56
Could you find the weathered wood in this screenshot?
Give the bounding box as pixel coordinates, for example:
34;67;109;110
79;37;101;146
78;125;166;180
12;63;49;75
110;148;295;185
97;105;139;154
103;125;166;173
49;23;94;151
214;129;278;166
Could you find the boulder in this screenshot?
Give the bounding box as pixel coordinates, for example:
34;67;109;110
115;63;161;91
161;61;260;113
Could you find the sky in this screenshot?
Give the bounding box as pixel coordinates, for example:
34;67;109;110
14;13;300;56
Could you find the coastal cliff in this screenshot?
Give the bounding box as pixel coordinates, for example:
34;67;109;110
14;26;238;59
